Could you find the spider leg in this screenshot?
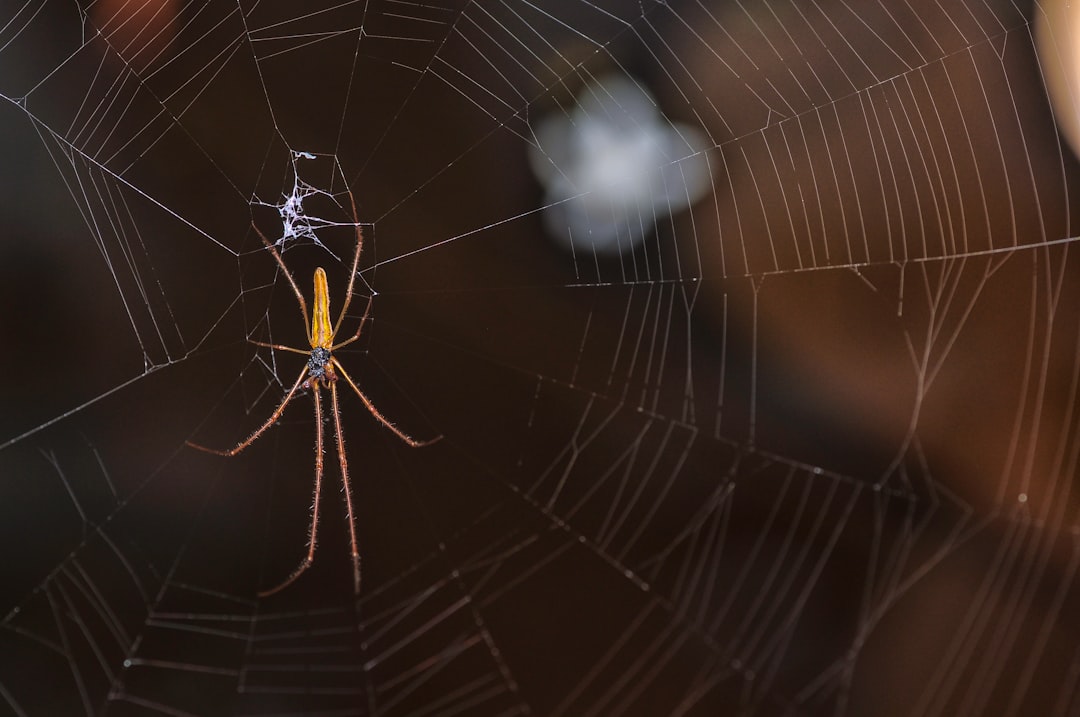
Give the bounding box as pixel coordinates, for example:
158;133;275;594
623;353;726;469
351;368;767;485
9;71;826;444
186;366;309;456
248;339;308;356
331;190;366;339
331;357;441;447
252;219;311;337
329;381;362;594
258;384;326;597
329;292;373;351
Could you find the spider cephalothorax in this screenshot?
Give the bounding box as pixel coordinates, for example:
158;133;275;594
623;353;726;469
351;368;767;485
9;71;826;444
186;193;440;597
306;346;332;383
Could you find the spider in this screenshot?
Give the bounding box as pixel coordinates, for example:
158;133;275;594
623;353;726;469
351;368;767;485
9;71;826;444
187;196;439;597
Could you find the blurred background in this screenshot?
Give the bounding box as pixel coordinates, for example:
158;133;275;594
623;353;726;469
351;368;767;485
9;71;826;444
2;0;1080;715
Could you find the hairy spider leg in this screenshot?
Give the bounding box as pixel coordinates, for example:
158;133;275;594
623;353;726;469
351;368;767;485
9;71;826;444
258;384;327;597
328;292;373;351
329;380;363;594
185;367;309;456
331;191;366;339
252;220;310;337
332;357;442;448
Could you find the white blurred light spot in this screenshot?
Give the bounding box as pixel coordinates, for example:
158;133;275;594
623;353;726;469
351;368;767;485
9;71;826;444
529;74;711;255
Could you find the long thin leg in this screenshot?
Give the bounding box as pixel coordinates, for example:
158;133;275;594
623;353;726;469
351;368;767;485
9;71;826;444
248;339;308;356
329;381;362;594
258;385;326;597
331;358;441;447
186;366;309;456
252;219;310;337
332;190;366;339
329;292;373;351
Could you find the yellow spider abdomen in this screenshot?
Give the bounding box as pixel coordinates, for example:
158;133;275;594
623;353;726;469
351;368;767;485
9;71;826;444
310;267;333;349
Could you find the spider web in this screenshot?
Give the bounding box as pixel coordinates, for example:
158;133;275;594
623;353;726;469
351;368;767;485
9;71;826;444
1;0;1079;715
